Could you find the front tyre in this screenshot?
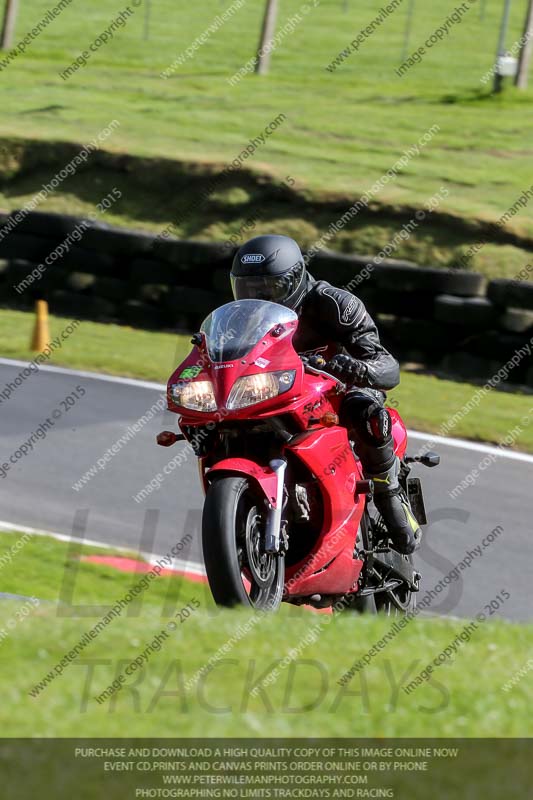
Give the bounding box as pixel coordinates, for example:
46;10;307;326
202;476;285;610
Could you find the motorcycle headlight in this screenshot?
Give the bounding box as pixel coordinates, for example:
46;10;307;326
171;380;217;412
226;371;296;410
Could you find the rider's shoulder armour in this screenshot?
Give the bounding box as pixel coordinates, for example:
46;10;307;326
308;280;367;331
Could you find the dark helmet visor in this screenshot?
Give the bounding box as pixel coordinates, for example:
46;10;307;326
231;262;305;304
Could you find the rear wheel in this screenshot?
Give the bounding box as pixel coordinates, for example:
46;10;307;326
202;476;285;610
354;491;416;616
374;553;416;616
371;486;417;616
345;592;378;614
341;511;377;614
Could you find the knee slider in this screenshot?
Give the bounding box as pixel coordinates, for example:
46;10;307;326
365;404;392;445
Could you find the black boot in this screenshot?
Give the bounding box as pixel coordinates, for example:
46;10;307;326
368;458;422;555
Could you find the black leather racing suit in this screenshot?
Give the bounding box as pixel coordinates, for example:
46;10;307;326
292;277;400;477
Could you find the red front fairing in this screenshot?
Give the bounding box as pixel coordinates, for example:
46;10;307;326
168;315;409;600
284;427;366;596
167;319;304;420
390;408;408;460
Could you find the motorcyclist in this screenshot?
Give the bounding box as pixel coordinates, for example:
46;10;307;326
230;234;422;555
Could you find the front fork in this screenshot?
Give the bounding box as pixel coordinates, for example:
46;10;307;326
264;458;288;554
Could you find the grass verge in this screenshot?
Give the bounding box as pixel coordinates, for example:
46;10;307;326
1;308;532;451
0;531;530;737
1;145;532;281
0;1;533;275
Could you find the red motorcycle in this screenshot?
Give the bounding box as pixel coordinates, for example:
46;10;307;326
159;299;439;614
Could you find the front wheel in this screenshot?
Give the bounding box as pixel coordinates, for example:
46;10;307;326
202;476;285;610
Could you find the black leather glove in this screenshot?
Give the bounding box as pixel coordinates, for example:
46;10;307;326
326;354;368;385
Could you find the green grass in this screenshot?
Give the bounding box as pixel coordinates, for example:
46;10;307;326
2;149;533;279
0;529;192;609
387;373;533;451
1;307;532;451
0;1;533;275
0;530;530;738
0;307;192;382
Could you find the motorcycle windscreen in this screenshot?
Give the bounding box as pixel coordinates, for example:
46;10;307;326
200;299;297;363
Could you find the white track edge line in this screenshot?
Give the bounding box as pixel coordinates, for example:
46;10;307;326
1;357;532;463
408;430;533;463
0;519;207;577
0;357;165;390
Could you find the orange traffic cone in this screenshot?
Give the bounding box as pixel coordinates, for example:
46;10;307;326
30;300;51;353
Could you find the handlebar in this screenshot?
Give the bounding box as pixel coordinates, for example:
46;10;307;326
300;354;346;393
302;354;327;370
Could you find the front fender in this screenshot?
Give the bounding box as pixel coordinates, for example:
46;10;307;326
206;458;280;508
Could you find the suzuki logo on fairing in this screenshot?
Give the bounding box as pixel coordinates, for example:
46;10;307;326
241;254;265;264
